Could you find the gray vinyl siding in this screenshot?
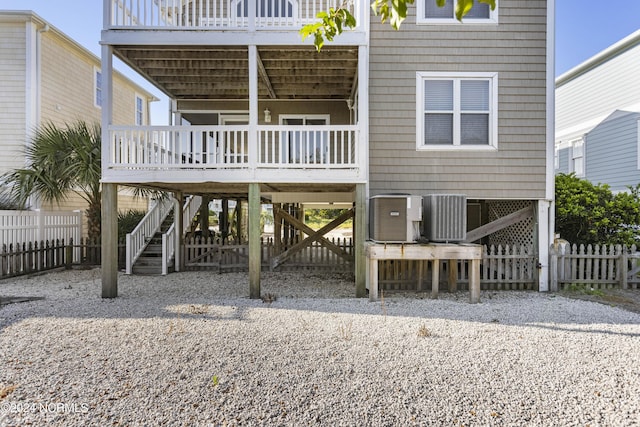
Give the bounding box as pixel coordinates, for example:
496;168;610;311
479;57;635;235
369;0;548;200
585;112;640;192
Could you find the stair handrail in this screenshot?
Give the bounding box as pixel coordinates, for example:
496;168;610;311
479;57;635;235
162;224;176;275
183;195;203;236
160;194;202;275
125;197;174;274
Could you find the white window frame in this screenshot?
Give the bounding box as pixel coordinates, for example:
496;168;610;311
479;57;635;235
637;119;640;170
417;0;498;25
135;94;144;125
416;71;498;151
94;68;102;109
571;138;585;177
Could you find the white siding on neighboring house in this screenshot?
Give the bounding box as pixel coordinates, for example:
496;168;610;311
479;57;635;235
584;111;640;192
0;11;157;221
0;21;27;176
556;30;640;143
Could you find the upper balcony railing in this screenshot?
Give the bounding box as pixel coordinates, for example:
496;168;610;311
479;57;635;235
107;125;360;174
108;0;362;30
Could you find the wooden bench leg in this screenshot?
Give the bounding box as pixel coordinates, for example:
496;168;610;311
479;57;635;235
431;259;439;299
470;258;480;303
448;259;458;293
369;258;378;301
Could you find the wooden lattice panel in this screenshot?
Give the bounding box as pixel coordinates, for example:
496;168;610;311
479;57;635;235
486;200;534;247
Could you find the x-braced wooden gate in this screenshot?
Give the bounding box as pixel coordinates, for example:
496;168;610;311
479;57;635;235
270;206;354;270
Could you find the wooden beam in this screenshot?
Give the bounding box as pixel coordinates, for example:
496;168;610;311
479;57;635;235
101;183;118;298
464;205;534;243
271;207;354;269
256;50;277;99
248;183;261;299
355;183;366;297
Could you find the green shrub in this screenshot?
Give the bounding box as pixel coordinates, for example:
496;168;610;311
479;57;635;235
555;173;640;246
118;209;147;241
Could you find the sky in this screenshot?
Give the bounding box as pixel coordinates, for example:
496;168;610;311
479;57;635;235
1;0;639;124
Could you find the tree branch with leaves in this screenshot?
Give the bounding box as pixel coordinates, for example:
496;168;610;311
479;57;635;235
301;0;497;50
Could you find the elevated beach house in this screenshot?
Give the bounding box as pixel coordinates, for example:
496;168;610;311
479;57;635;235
99;0;554;297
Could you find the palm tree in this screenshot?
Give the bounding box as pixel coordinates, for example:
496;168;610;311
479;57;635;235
2;121;103;239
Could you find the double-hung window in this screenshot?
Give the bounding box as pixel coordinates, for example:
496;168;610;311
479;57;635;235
417;72;498;150
571;138;584;177
94;69;102;108
417;0;498;24
135;95;144;126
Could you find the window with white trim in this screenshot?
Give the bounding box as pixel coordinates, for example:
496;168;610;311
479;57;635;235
417;72;498;150
94;69;102;108
571;138;584;177
417;0;498;24
135;95;144;125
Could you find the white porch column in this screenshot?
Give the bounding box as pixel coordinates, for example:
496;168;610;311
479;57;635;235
357;44;369;182
537;200;551;292
248;45;258;173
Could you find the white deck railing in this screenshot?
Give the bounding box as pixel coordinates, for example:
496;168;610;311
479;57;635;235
125;197;173;274
109;0;361;29
108;125;359;171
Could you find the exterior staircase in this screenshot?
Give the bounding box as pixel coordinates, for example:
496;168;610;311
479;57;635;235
131;212;175;275
126;195;202;276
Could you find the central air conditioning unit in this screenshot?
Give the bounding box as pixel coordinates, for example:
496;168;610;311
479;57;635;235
369;195;422;243
422;194;467;242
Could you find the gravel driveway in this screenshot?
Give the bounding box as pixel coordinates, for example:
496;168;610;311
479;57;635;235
1;269;639;426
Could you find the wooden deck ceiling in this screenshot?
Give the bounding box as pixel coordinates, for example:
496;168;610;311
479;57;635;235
114;45;359;100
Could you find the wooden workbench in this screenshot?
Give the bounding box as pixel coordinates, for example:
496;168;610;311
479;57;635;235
365;242;482;303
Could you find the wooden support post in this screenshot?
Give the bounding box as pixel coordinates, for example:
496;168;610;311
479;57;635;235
470;258;481;303
101;183;118;298
221;199;229;241
236;199;242;243
448;259;458;292
174;192;183;272
368;258;378;301
417;260;424;291
199;195;210;237
248;183;261;299
355;184;367;297
273;203;282;254
431;260;439;299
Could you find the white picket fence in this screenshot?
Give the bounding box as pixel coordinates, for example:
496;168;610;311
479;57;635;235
0;210;82;246
0;210;83;263
550;243;640;291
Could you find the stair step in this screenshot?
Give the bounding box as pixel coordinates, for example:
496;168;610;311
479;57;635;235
132;264;175;275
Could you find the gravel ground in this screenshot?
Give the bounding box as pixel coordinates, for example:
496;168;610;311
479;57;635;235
1;268;639;426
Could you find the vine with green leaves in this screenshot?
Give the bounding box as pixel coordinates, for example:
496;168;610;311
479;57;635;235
301;0;497;50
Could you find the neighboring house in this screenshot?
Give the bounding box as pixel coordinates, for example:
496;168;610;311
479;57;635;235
0;10;157;221
99;0;554;295
555;29;640;191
